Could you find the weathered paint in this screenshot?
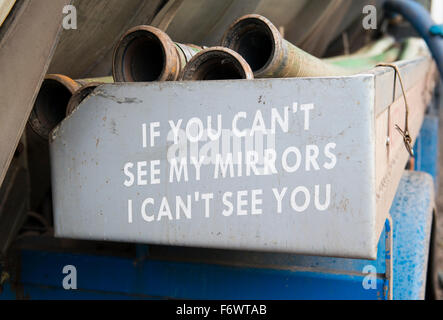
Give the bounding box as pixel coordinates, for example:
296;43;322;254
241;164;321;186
0;169;435;300
49;56;436;259
1;249;386;300
414;115;439;186
390;171;434;300
50;75;377;258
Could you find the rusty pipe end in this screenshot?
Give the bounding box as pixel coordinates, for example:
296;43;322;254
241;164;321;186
66;82;100;116
112;25;180;82
221;14;282;77
28;74;80;140
179;47;253;81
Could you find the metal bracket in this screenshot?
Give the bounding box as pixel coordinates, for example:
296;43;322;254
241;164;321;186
377;63;414;157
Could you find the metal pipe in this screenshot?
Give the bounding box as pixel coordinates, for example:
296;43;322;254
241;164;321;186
65;82;100;116
179;47;253;80
28;74;112;139
113;25;202;82
384;0;443;78
28;74;80;140
221;14;358;78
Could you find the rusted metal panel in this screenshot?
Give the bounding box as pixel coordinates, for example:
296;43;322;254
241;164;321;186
0;0;71;187
49;56;436;259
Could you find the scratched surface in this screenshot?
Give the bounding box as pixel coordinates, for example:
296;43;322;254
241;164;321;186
50;76;378;259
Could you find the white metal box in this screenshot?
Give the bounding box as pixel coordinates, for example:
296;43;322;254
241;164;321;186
50;57;437;259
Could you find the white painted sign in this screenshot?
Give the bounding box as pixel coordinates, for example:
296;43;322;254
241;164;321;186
122;102;337;225
53;65;432;259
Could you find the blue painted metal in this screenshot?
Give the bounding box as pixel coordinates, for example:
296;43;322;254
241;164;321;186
0;117;438;300
1;249;386;300
390;171;434;300
429;25;443;37
0;212;393;300
0;171;434;300
0;171;435;300
414;115;439;186
384;218;393;299
384;0;443;78
0;282;147;300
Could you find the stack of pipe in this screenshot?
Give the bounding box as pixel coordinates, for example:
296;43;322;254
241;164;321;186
113;14;414;81
112;25;252;81
28;75;113;140
30;14;425;139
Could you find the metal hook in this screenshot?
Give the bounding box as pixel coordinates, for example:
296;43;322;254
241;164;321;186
376;63;414;157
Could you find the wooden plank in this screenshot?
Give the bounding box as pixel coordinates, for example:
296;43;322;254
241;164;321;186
0;0;15;27
0;0;70;187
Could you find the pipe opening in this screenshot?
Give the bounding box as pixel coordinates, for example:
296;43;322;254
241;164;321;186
224;18;275;72
182;49;252;80
31;79;73;138
192;58;245;80
66;84;99;116
122;31;166;82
